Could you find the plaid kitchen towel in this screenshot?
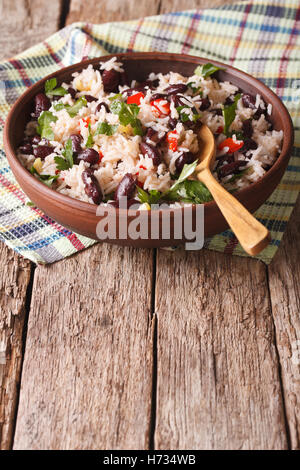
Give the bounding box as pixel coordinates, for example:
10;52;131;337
0;0;299;264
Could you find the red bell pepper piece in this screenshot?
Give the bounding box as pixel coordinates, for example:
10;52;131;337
127;92;145;106
218;137;244;153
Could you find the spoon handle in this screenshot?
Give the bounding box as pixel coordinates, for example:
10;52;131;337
197;168;271;255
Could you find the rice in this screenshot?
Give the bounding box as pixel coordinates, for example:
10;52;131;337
18;58;283;208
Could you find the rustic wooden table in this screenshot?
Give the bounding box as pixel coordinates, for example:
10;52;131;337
0;0;299;451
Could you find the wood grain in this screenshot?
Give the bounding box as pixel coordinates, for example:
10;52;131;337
268;195;300;450
0;0;64;61
66;0;241;25
0;0;62;450
159;0;241;14
13;245;154;450
66;0;161;24
0;245;31;450
154;249;288;449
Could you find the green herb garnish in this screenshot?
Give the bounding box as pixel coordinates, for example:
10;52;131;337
54;138;74;170
54;96;87;117
36;111;58;140
137;187;162;205
95;122;118;136
108;93;123;101
86;123;94;147
194;63;225;79
30;167;59;187
169;160;198;191
166;180;212;204
222;93;241;136
110;99;143;136
45;78;67;97
187;82;203;95
176;105;201;123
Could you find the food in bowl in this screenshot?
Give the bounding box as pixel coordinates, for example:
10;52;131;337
17;56;283;209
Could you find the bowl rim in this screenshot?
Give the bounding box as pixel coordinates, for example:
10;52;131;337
3;51;294;216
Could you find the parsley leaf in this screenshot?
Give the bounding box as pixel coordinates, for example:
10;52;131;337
169;160;198;191
54;138;74;170
95;122;118;136
187;82;203;95
194;63;225;79
66;96;87;117
222;93;241;136
110;100;143;136
36;111;58;140
45;78;67;97
167;180;212;204
86;123;94;147
54;96;87;117
30;166;59;187
108;93;123;101
137;187;162;204
176;105;201;124
39;174;59;187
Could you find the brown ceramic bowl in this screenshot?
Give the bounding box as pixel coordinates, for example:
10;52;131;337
3;52;294;247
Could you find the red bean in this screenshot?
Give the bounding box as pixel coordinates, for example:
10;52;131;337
96;102;110;113
218;160;247;178
168;117;178;130
140;142;162;166
198;97;210;111
77;148;99;165
175;152;196;173
242;93;256;109
170;94;192;108
68;87;77;99
114;173;137;201
102;69;120;93
216;153;234;168
84;94;98;102
34;93;51;117
82;169;102;204
164;83;188;96
70;134;83;154
242;119;253;138
240;138;258;154
31;135;41;145
33;145;53;159
144;128;166;145
150;93;167;102
19;143;33;155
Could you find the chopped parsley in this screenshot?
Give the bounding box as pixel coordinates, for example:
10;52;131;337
54;138;74;170
45;78;67;97
110;99;143;136
86;123;94;147
36;111;58;140
194;63;225;79
222;93;241;136
54;96;87;117
95;121;118;136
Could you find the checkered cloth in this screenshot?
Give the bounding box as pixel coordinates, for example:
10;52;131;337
0;0;299;264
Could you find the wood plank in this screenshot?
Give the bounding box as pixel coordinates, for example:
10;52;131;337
154;249;288;449
66;0;160;25
0;245;31;450
268;195;300;450
159;0;240;14
13;245;154;449
0;0;63;450
0;0;64;61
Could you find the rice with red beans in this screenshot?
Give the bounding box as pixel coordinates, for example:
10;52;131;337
18;57;283;207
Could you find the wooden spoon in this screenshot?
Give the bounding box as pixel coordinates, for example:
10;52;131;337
196;124;271;255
